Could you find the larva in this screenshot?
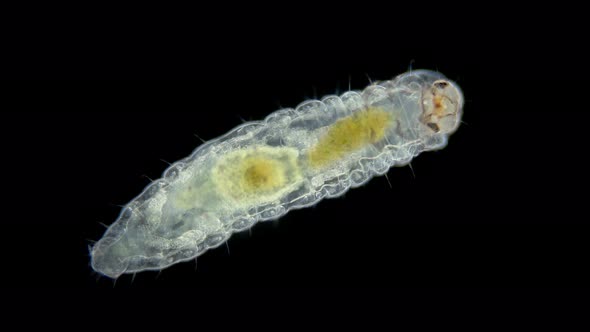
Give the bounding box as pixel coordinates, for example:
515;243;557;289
91;70;464;278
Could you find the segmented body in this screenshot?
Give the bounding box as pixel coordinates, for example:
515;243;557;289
91;70;464;278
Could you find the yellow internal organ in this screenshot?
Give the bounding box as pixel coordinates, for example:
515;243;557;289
212;146;301;204
308;107;393;168
241;158;286;193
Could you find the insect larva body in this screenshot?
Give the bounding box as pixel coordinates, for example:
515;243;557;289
91;70;464;278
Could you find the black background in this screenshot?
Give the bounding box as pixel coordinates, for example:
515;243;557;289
2;8;589;291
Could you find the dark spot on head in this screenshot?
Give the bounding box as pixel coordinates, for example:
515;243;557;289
434;81;449;89
427;123;440;132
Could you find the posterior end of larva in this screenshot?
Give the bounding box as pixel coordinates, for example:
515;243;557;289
90;243;128;279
